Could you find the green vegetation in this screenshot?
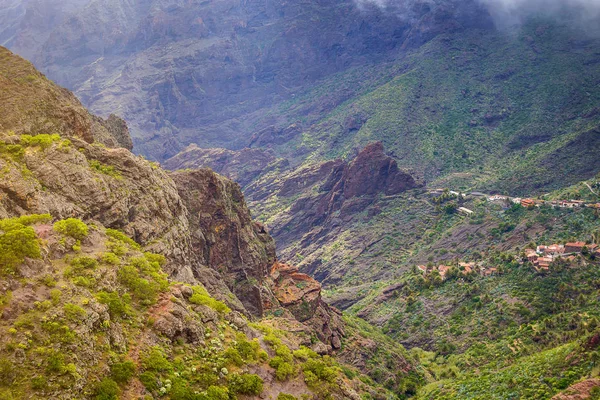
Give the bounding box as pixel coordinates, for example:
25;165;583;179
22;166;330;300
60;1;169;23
189;285;231;313
20;133;62;149
53;218;89;240
228;373;264;395
0;219;395;399
105;228;141;250
0;214;51;275
89;160;122;179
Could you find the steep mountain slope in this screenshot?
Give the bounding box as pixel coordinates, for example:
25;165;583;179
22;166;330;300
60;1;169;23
6;0;492;160
163;16;600;292
0;0;88;60
0;47;421;399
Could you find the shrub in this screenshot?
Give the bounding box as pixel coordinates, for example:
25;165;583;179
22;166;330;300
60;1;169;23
235;337;262;362
96;291;131;318
70;256;98;272
20;134;61;149
189;286;230;313
89;160;122;179
139;371;159;391
293;346;318;361
30;376;47;391
95;378;119;400
46;352;65;373
0;358;15;385
105;229;140;250
117;265;158;305
117;257;168;306
302;358;338;386
223;348;244;367
111;361;135;384
50;289;61;305
204;386;229;400
53;218;88;240
0;216;45;274
277;394;298;400
269;358;295;381
228;373;263;395
141;347;173;373
101;252;120;265
64;303;86;320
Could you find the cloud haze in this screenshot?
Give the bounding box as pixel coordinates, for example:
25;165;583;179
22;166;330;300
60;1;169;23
355;0;600;29
480;0;600;28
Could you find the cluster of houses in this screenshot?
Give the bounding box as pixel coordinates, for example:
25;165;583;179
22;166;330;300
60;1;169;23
416;241;599;280
523;241;600;271
488;194;600;210
428;189;600;215
417;262;498;281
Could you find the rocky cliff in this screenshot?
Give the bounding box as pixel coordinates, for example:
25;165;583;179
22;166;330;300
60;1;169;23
167;141;423;285
0;45;350;347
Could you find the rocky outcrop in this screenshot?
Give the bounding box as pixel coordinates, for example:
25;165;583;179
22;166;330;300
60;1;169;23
0;47;134;150
166;140;423;286
551;379;600;400
93;114;134;151
253;142;422;282
266;262;345;350
170;168;276;317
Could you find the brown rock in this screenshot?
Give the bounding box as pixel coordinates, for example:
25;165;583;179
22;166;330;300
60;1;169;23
552;379;600;400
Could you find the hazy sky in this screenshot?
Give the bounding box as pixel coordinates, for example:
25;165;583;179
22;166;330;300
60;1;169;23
355;0;600;27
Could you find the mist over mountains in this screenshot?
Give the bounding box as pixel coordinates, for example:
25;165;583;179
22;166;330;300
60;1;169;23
357;0;600;30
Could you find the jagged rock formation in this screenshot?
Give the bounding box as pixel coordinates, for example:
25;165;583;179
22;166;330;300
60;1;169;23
166;141;423;285
165;141;423;285
170;168;276;317
0;46;353;353
266;262;345;350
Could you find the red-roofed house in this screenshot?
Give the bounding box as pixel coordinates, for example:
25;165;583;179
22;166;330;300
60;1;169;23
438;265;452;280
546;244;565;255
537;257;553;270
565;242;586;254
525;248;538;263
521;198;536;208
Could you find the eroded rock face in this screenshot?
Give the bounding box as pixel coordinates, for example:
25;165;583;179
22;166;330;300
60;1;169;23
0;47;133;150
266;262;345;350
170;168;276;317
164;141;423;286
252;142;423;283
0;47;351;352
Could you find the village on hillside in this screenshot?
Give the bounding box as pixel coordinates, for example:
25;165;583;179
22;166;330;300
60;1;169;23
417;241;600;281
428;188;600;216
